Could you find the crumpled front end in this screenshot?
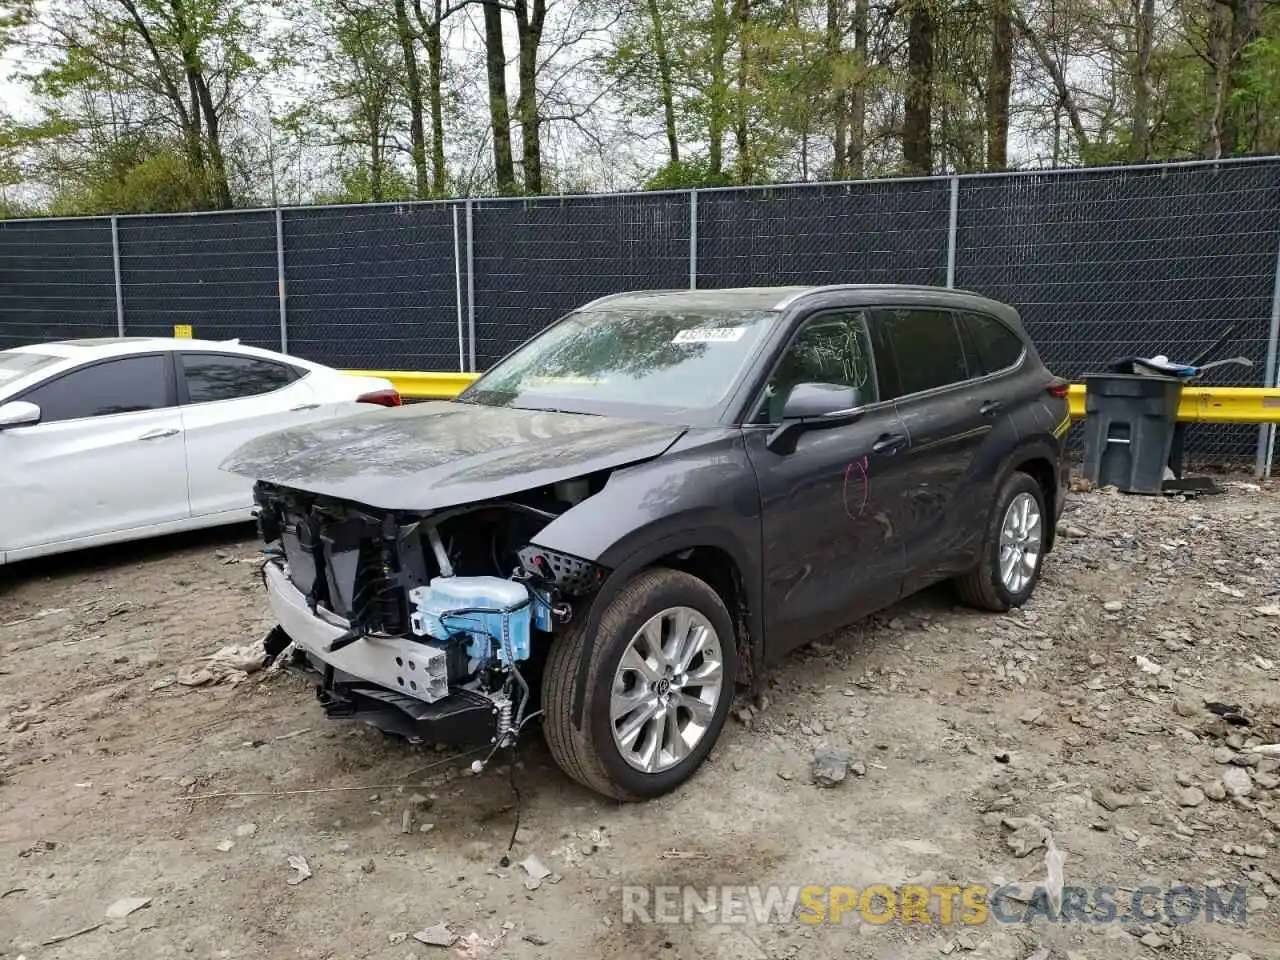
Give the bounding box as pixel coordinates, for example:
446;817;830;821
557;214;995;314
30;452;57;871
254;478;607;747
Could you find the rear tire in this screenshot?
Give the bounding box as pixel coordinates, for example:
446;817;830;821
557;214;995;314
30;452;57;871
542;567;737;800
955;471;1047;612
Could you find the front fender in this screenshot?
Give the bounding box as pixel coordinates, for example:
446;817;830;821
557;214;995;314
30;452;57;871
527;431;764;728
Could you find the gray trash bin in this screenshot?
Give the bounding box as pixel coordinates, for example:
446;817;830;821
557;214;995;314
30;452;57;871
1080;373;1184;494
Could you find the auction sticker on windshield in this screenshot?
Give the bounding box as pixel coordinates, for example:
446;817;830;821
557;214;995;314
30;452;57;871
672;327;747;344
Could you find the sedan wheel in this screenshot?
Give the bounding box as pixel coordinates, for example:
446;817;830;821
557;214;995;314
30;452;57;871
610;606;725;774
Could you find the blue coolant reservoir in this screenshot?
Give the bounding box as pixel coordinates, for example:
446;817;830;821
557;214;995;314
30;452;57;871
407;577;532;663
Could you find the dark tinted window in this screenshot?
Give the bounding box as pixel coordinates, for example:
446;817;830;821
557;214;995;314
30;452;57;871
870;308;968;399
959;312;1024;376
181;353;296;403
757;311;877;422
21;355;170;422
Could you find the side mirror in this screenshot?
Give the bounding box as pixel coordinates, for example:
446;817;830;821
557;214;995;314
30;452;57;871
766;383;864;455
0;400;41;431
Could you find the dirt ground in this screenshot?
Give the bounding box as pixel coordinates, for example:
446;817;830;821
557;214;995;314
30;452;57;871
2;479;1279;960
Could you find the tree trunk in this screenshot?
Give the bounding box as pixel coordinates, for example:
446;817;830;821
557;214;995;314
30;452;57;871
732;0;751;183
1012;3;1090;156
168;0;230;206
647;0;679;164
826;0;847;179
903;0;935;175
986;0;1013;170
1201;0;1230;159
412;0;451;196
1221;0;1262;156
708;0;729;176
370;128;384;202
394;0;429;198
847;0;868;177
481;0;516;192
514;0;546;193
1129;0;1154;161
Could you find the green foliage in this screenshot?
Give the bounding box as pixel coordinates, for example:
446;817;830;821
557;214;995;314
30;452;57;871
644;158;736;189
46;136;214;215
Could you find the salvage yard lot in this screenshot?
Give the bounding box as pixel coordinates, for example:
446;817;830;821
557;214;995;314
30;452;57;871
2;482;1279;960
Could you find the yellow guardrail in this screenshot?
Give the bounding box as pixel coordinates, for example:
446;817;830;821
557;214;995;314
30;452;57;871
350;370;1280;425
347;370;480;399
1066;384;1280;423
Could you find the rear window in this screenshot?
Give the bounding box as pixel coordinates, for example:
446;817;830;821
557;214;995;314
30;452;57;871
958;312;1025;376
0;350;60;388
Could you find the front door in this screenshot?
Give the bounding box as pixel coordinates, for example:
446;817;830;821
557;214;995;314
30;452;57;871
743;309;911;655
0;353;189;554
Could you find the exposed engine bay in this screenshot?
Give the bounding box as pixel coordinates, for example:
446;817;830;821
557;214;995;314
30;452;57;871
252;475;609;750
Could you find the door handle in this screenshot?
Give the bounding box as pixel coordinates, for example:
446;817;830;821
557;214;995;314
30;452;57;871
290;403;321;412
872;432;907;454
979;400;1004;417
137;428;179;441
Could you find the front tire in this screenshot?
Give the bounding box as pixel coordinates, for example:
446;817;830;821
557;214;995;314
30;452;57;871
955;471;1048;612
542;567;737;800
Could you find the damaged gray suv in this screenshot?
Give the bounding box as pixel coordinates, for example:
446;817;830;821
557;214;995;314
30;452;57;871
227;285;1071;800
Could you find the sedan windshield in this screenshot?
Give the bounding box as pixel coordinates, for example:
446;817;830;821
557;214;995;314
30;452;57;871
0;350;60;389
461;307;779;417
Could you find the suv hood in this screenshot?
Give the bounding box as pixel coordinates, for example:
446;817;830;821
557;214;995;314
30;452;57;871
221;400;687;511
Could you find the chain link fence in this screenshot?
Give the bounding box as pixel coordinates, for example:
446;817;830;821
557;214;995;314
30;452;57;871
2;157;1278;469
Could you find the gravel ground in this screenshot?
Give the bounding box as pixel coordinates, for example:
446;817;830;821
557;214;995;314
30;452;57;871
2;479;1279;960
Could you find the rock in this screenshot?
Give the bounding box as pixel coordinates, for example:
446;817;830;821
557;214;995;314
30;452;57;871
1087;652;1106;667
1103;600;1124;612
1019;708;1044;724
850;761;867;777
1222;766;1253;798
1092;785;1134;811
105;897;151;920
1134;655;1162;675
214;840;234;853
1177;787;1205;808
1174;771;1194;787
1003;818;1049;858
955;930;980;951
1204;780;1227;801
401;810;413;834
1243;844;1267;859
407;793;432;810
1173;701;1198;718
1139;932;1165;948
388;932;407;944
523;934;551;946
413;924;456;947
1230;753;1260;767
286;854;312;886
520;854;552;881
1062;525;1088;538
235;823;258;838
777;770;794;781
1214;747;1237;764
812;750;850;787
361;859;376;874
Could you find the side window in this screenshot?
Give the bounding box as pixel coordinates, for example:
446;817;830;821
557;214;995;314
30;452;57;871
870;308;968;399
20;355;170;423
181;353;296;403
958;311;1025;376
756;311;877;423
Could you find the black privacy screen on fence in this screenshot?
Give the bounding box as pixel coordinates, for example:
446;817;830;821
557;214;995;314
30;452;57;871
117;211;280;349
1;157;1277;464
470;193;691;367
0;218;118;348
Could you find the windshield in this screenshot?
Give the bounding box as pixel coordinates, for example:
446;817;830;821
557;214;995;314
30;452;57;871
460;307;779;418
0;350;60;390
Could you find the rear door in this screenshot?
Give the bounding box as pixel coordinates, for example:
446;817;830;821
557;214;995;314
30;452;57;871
0;353;188;553
177;351;326;517
743;308;912;652
867;307;993;586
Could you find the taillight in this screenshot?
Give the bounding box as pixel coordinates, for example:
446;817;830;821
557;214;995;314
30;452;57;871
357;388;402;407
1046;378;1069;398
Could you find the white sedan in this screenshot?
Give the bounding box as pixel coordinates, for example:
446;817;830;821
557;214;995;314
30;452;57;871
0;337;398;565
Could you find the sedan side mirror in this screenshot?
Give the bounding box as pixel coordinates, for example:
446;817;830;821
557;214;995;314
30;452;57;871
0;400;41;431
765;383;865;455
